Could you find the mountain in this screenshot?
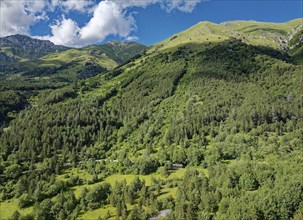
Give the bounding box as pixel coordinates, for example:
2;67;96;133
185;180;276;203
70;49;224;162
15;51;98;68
19;41;147;81
0;36;147;82
0;35;146;65
152;18;302;51
0;37;147;126
0;19;303;220
88;40;147;64
0;34;68;61
0;34;69;75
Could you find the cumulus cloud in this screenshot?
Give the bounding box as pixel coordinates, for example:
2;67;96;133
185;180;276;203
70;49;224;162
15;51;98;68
0;0;92;37
37;17;81;47
161;0;202;13
1;0;202;47
0;0;47;36
37;1;135;47
124;36;139;42
79;1;135;45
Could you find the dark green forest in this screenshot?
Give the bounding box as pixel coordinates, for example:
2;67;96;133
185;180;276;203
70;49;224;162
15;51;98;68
0;25;303;220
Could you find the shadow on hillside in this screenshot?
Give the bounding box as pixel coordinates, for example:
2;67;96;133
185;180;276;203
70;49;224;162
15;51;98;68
159;39;291;81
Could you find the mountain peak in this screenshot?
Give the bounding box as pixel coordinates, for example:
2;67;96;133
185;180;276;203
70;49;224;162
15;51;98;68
99;41;147;64
106;40;140;48
1;34;52;47
0;34;68;60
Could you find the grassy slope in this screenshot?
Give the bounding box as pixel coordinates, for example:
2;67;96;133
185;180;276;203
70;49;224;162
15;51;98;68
87;41;147;64
0;199;33;220
222;18;302;36
151;18;302;52
23;41;147;70
25;48;118;70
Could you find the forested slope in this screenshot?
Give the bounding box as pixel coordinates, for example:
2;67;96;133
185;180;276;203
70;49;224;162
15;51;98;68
0;20;302;220
0;39;146;129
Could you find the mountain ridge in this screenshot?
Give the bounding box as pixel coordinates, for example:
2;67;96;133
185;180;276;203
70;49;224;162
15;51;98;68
0;34;69;61
0;35;147;81
151;18;302;52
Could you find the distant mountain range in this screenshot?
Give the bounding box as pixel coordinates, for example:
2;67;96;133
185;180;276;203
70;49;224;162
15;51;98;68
0;34;68;60
0;35;147;81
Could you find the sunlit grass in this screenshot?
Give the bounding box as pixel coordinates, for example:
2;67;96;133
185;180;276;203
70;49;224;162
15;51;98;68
79;205;116;220
0;199;33;220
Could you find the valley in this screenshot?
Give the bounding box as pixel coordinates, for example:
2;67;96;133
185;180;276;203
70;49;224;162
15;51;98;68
0;19;303;220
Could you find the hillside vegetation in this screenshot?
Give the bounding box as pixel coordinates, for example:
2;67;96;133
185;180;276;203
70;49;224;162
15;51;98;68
0;39;146;128
0;19;303;220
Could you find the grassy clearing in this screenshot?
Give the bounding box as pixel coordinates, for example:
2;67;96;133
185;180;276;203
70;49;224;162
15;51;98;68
0;199;33;220
104;168;194;186
70;167;206;199
80;197;173;220
79;205;116;220
158;187;178;199
72;182;102;199
57;168;93;182
70;168;186;198
105;173;161;186
79;204;136;220
64;166;207;186
0;167;208;218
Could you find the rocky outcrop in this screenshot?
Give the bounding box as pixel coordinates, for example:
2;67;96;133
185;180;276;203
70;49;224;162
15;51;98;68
287;24;303;49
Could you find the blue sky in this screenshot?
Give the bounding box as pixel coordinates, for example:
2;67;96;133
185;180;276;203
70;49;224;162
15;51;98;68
132;1;303;45
1;0;302;47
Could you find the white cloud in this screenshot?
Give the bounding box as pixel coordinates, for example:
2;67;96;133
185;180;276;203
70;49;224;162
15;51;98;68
1;0;202;47
62;0;93;12
49;0;94;13
161;0;202;13
38;1;135;47
0;0;47;37
79;1;136;46
124;35;139;42
113;0;160;9
0;0;92;37
37;17;80;47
